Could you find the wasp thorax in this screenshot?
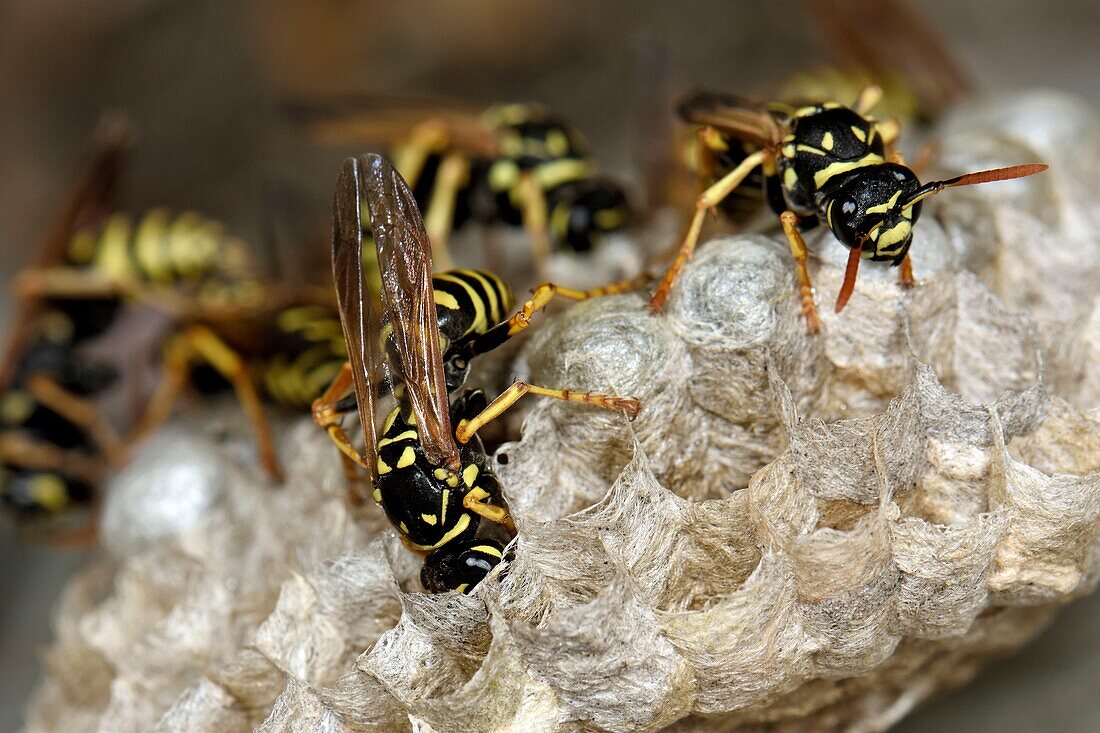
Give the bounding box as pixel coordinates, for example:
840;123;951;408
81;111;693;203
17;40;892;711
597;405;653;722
825;163;923;262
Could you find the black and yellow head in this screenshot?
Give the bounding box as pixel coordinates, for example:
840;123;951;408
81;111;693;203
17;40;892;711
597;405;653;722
824;163;923;263
547;177;631;253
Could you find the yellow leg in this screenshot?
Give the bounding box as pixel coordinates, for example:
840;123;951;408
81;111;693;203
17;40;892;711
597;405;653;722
24;375;125;466
877;118;901;148
0;433;107;486
504;275;651;337
311;361;371;471
461;489;511;525
853;84;883;115
779;211;821;334
422;152;468;271
649;149;769;312
454;381;640;444
517;172;551;268
14;267;127;301
125;334;191;449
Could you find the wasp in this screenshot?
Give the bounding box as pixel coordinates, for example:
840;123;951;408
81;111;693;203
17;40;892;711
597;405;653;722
311;154;640;593
648;87;1048;330
297;99;632;269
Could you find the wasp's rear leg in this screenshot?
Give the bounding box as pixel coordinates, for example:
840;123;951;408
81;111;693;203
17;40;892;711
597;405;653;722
516;172;552;269
24;374;125;466
454;380;640;445
779;211;822;334
311;361;372;503
422;151;470;271
649;149;768;312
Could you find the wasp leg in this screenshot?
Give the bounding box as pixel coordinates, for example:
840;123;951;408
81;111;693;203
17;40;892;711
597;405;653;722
125;333;192;451
312;361;372;469
853;84;884;115
0;433;107;486
24;374;125;466
650;149;769;312
14;267;127;301
517;172;552;269
422;151;468;271
467;274;652;356
877;118;901;148
462;488;513;528
779;211;822;334
454;381;640;444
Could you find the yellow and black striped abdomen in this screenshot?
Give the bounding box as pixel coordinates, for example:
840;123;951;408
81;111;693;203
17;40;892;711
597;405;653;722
259;305;348;409
65;209;252;287
432;269;514;347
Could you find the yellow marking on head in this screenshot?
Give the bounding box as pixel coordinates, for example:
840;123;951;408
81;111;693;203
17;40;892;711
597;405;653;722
396;446;417;469
376;457;392;475
873;220;912;251
399;521;408;534
454;583;470;593
823;102;841;110
472;544;503;558
372;488;382;504
864;190;902;216
421;513;438;526
795;144;825;156
594;208;625;231
462;464;479;487
488;159;521;192
821;132;834;151
434;468;449;480
447;473;459;487
378;429;418;448
1;391;34;426
902;206;914;220
441;488;449;524
135;209;172;283
95;213;134;279
405;512;472;551
31;474;69;512
825;200;835;230
794;105;818;118
781;144;796;159
546;129;570;157
783;167;799;191
850;125;867;142
812;154;883;188
533;158;590;191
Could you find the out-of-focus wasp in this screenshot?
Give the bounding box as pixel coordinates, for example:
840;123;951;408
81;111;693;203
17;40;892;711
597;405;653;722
648;87;1047;330
294;98;632;269
311;154;640;593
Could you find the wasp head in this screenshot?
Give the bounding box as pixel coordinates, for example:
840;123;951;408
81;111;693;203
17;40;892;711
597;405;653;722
826;163;923;264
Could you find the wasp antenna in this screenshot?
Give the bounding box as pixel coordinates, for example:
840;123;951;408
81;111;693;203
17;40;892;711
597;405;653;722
902;163;1048;207
835;238;865;313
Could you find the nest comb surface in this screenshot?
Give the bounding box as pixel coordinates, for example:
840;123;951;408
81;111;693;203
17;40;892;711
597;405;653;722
21;91;1100;733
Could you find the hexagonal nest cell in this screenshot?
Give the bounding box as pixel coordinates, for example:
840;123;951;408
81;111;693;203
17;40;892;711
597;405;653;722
22;92;1100;733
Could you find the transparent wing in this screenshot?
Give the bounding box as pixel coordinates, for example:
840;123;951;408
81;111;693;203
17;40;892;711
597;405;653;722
357;153;461;472
331;157;387;482
677;90;784;148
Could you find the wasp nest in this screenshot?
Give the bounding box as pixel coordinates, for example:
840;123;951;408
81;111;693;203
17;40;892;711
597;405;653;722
22;92;1100;733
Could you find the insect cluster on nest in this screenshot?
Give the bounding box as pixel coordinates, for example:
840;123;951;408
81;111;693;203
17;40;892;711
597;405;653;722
9;2;1100;731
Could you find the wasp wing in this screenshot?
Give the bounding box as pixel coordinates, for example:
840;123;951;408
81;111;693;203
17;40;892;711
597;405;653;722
677;90;784;148
357;154;461;473
331;156;388;482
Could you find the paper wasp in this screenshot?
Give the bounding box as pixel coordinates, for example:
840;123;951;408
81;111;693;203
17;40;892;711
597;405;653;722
295;99;632;269
649;87;1047;330
312;154;640;593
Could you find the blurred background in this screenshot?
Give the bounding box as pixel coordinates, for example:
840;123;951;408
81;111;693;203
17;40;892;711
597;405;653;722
0;1;1097;730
